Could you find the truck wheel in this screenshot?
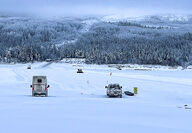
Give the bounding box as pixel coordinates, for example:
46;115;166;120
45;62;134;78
120;95;122;98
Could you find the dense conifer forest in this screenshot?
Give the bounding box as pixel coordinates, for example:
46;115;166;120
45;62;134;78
0;15;192;67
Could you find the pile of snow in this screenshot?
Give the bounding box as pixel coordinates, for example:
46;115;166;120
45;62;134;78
60;58;86;64
108;64;183;71
187;65;192;69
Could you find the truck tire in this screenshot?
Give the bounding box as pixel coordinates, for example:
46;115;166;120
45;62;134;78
120;95;122;98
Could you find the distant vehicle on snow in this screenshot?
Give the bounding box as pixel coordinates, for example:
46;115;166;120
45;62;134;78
105;84;122;98
45;59;52;62
30;76;50;97
77;69;83;73
27;65;31;69
117;66;122;70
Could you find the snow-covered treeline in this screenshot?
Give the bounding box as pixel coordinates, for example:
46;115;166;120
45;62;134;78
0;16;192;67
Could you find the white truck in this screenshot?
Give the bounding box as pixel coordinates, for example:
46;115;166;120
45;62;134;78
30;76;50;97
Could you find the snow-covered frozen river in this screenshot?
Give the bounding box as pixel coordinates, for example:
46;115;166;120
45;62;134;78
0;62;192;133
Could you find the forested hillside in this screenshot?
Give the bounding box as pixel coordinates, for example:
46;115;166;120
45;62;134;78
0;15;192;67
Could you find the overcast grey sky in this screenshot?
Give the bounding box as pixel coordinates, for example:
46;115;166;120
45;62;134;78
0;0;191;16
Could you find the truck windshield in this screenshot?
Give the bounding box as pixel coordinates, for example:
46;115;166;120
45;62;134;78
109;85;120;88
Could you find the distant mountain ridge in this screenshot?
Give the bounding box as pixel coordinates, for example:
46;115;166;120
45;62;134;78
101;14;192;22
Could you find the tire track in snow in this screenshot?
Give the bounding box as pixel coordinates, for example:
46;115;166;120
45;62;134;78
12;67;33;83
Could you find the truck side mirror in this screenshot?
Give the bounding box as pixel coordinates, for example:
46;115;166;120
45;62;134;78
121;86;122;88
47;85;50;88
30;85;32;88
105;86;108;88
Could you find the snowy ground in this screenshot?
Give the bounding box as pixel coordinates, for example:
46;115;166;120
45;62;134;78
0;62;192;133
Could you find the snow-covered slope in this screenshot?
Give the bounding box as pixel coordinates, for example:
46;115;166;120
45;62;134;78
81;18;99;32
0;63;192;133
101;14;192;22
